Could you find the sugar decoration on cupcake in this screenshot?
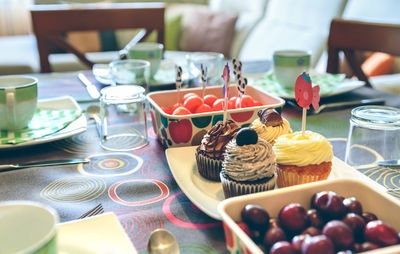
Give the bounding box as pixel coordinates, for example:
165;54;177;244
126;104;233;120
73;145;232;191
258;109;283;127
200;64;208;98
295;72;320;136
236;127;258;146
175;65;183;103
221;63;230;123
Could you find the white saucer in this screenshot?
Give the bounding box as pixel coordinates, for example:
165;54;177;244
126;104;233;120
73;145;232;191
0;96;87;150
58;212;137;254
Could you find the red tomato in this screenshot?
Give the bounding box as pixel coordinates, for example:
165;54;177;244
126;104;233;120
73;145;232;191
253;100;263;106
183;95;204;113
182;92;200;102
195;104;212;113
172;106;191;115
212;98;225;111
203;94;218;107
161;106;172;114
171;103;183;113
235;95;255;108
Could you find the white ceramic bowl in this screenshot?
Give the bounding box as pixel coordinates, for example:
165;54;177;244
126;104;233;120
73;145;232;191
218;178;400;254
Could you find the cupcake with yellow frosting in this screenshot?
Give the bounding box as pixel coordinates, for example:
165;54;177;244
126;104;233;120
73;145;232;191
272;131;333;188
250;109;292;145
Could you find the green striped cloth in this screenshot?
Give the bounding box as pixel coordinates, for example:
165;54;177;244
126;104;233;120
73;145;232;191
0;109;81;145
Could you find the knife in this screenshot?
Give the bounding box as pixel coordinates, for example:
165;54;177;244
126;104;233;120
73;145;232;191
376;159;400;168
0;158;89;172
78;72;101;99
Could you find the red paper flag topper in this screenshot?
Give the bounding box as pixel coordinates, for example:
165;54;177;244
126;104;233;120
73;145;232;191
295;72;320;110
221;63;230;97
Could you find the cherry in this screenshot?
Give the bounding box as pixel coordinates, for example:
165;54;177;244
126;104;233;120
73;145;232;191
263;226;287;248
235;95;255;108
278;203;308;233
182;92;199;102
291;234;309;253
269;241;295;254
307;209;324;229
364;220;399;247
301;226;321;236
241;204;269;231
161;106;171;114
212;98;225;111
322;220;354;251
362;212;378;223
343;197;363;215
313;191;347;220
342;213;365;242
301;235;335;254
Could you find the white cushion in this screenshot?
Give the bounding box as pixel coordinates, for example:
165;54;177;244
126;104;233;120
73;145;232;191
209;0;268;58
239;0;347;67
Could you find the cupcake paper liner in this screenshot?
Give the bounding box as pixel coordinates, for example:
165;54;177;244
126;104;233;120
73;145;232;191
276;166;331;188
220;172;276;198
195;152;222;182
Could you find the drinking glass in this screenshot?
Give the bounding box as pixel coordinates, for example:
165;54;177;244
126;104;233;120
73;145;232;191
186;52;224;85
100;85;148;151
345;105;400;168
109;59;150;92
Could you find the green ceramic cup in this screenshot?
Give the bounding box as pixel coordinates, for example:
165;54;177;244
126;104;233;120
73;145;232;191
0;76;38;130
128;42;163;78
273;50;311;89
0;201;59;254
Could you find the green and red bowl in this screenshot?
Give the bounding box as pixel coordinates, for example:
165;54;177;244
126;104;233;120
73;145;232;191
146;85;285;148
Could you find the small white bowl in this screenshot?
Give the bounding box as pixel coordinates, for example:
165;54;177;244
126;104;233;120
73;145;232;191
218;178;400;254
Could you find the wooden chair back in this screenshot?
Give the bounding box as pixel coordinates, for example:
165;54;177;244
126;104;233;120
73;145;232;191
326;18;400;87
31;2;165;73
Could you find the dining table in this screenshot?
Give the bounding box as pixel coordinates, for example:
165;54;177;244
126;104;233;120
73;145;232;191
1;61;400;254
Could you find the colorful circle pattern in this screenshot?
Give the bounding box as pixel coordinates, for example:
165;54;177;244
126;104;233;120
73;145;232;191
40;176;106;203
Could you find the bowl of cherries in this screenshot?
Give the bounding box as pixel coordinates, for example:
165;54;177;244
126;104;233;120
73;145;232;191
218;178;400;254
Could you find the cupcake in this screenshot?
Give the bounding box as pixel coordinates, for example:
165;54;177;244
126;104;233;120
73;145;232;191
272;131;333;188
250;109;292;145
195;120;240;181
220;128;276;198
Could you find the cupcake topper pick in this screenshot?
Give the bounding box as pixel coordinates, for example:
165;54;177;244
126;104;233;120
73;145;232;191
175;65;183;104
295;72;320;136
200;64;208;98
221;63;230;124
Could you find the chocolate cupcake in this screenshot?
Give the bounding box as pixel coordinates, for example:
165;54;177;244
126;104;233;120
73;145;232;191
195;120;240;181
220;128;276;198
250;109;292;145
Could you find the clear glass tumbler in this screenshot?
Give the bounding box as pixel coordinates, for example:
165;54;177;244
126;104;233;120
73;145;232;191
100;85;148;151
186;52;224;85
345;105;400;168
109;59;150;92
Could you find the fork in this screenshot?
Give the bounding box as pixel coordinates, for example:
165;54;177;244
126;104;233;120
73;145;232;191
78;204;104;219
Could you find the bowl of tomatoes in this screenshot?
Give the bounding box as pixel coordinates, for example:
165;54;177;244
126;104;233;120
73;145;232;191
146;85;285;148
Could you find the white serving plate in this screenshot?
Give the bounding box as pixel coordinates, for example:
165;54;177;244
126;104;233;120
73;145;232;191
165;146;386;220
58;212;137;254
218;178;400;254
0;96;87;149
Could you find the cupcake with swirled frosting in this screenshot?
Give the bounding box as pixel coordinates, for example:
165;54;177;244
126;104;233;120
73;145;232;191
250;109;292;145
195;120;240;181
220;127;276;198
273;130;333;188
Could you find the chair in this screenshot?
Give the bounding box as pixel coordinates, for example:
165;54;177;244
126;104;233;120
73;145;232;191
30;2;165;73
326;18;400;88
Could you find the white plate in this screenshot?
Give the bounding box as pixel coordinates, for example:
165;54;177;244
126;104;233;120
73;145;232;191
248;71;365;99
58;212;137;254
0;96;87;150
165;146;386;220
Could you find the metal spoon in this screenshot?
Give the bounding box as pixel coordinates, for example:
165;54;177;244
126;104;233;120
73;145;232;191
147;228;180;254
86;105;102;136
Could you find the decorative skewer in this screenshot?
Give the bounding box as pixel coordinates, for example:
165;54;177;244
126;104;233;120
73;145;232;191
175;65;183;104
221;63;230;124
201;64;207;98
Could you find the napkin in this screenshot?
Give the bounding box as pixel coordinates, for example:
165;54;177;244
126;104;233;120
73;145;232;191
251;70;346;97
0;109;81;145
